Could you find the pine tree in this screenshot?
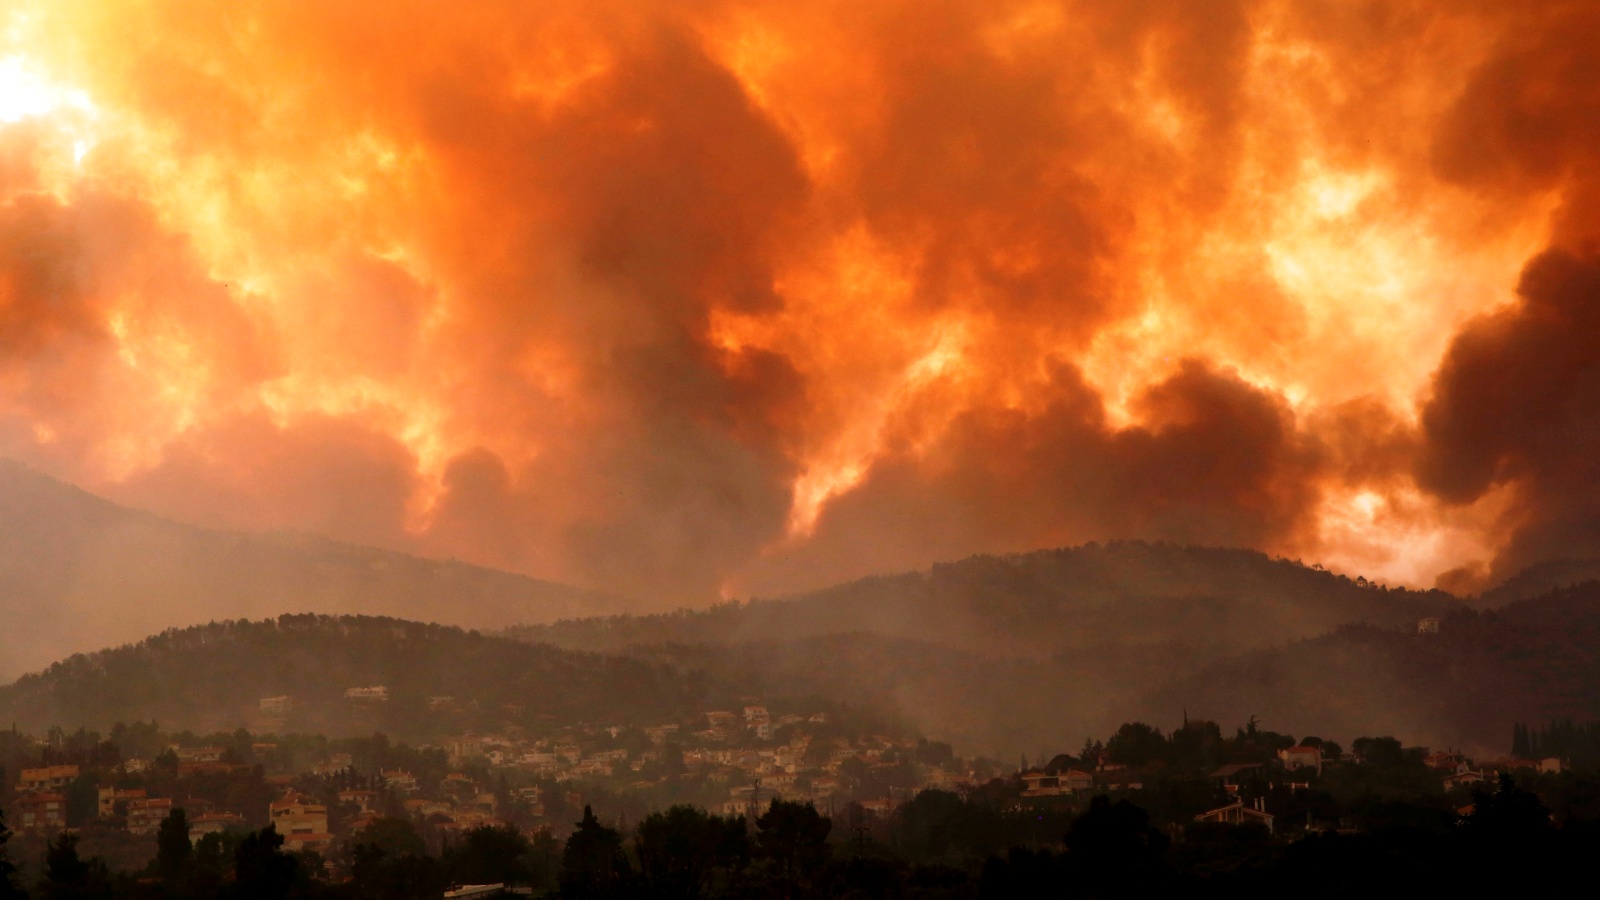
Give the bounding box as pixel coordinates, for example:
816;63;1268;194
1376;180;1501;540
43;832;102;899
0;807;25;900
559;806;631;898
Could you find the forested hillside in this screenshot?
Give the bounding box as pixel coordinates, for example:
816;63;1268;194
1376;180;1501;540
1476;559;1600;607
513;542;1457;659
0;615;713;738
0;461;630;679
499;543;1461;755
1145;581;1600;753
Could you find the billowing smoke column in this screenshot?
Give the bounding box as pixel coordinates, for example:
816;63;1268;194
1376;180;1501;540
0;1;1593;602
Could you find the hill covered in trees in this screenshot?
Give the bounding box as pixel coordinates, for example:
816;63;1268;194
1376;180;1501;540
4;567;1598;759
502;543;1460;755
1146;581;1600;753
1476;558;1600;606
513;542;1457;659
0;615;717;739
0;461;630;679
8;460;1591;758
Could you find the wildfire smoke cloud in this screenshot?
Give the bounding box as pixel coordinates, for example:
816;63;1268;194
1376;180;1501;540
0;1;1595;601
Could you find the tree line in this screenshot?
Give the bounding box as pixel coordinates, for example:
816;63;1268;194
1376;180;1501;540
1;777;1597;898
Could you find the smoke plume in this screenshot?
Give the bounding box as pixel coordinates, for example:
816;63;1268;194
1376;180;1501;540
0;1;1592;603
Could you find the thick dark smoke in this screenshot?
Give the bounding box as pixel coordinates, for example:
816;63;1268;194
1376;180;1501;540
752;359;1321;589
1417;1;1600;590
1421;250;1600;586
0;1;1593;605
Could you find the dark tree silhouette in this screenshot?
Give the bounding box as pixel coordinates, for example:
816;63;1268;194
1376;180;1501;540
0;808;24;900
559;806;631;898
444;824;532;888
634;805;749;898
753;800;831;899
42;832;110;900
1466;773;1552;838
155;807;191;888
1062;795;1171;895
233;825;300;900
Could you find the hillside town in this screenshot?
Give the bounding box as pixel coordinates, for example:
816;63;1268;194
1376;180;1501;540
1;694;1580;857
0;690;989;852
0;700;1596;898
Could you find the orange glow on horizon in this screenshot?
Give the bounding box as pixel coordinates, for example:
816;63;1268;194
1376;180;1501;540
0;1;1592;601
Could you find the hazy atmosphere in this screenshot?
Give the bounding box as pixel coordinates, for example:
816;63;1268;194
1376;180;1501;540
0;3;1598;897
2;2;1597;607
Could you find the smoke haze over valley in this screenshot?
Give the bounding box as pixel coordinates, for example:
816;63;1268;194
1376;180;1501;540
6;11;1600;890
6;459;1600;759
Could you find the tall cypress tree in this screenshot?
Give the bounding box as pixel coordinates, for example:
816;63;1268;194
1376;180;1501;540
1512;723;1530;758
156;807;192;888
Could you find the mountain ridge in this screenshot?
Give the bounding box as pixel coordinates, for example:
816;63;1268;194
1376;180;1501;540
513;541;1459;660
0;459;634;679
0;613;712;738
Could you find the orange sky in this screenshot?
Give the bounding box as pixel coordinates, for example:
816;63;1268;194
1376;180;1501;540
1;0;1597;602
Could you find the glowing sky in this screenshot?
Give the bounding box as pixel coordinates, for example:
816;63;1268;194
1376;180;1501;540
2;1;1598;603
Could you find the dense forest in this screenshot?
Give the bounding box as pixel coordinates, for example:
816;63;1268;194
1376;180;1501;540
0;617;724;740
9;461;1600;757
513;542;1458;657
1148;582;1600;753
9;580;1600;758
503;543;1470;754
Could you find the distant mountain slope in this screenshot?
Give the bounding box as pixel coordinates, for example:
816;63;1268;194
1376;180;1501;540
0;615;710;738
1477;558;1600;607
513;542;1458;659
0;460;631;679
1144;581;1600;754
503;543;1462;755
